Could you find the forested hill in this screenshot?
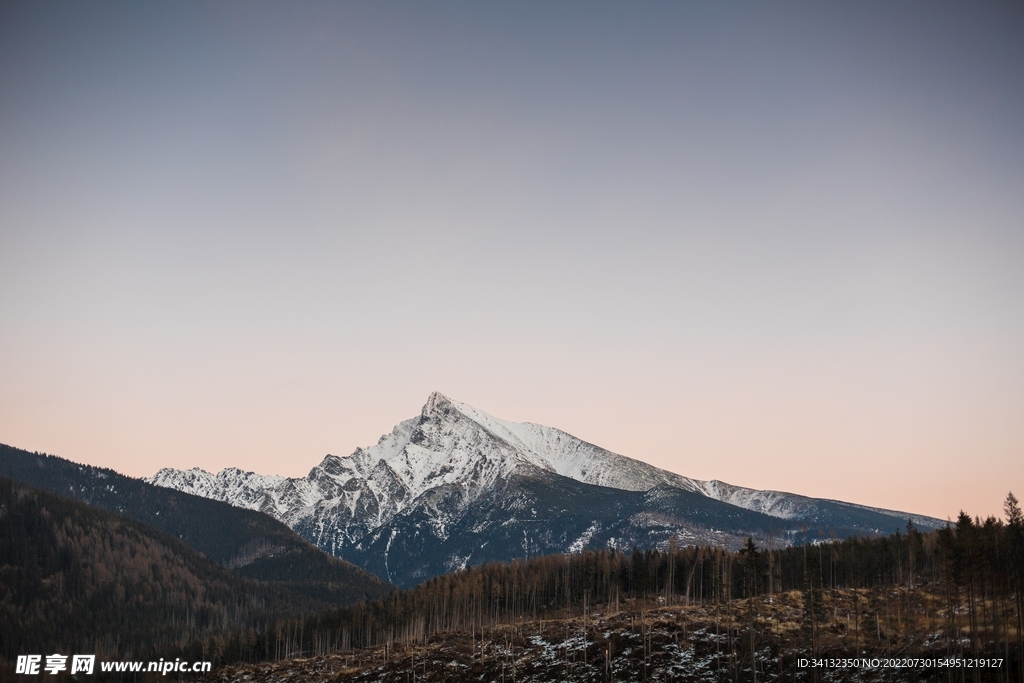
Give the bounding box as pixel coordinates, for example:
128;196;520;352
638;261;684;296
0;477;358;662
0;443;391;606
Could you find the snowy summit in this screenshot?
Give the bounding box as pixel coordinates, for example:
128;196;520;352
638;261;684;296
148;392;941;587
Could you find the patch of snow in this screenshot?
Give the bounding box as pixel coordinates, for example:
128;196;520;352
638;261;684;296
568;521;600;554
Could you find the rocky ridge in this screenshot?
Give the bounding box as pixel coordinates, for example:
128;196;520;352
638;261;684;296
149;392;941;586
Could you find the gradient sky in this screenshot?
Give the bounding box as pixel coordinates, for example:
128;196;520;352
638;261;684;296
1;2;1021;521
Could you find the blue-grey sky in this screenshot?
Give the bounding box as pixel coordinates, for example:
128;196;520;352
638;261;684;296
2;2;1021;520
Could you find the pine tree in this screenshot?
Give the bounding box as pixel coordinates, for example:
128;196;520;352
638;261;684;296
1005;492;1022;527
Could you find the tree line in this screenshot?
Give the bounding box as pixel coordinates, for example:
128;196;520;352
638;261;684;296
198;493;1023;679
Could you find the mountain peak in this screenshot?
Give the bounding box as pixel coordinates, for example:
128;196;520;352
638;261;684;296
422;391;459;417
425;389;449;404
142;396;945;588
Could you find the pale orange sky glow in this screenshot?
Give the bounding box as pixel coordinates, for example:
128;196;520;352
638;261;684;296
1;3;1021;523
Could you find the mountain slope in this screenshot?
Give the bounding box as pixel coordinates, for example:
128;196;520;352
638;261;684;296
0;477;353;661
0;443;392;605
347;471;789;586
148;392;942;587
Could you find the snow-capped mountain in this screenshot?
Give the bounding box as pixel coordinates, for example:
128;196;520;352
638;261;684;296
148;392;941;587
